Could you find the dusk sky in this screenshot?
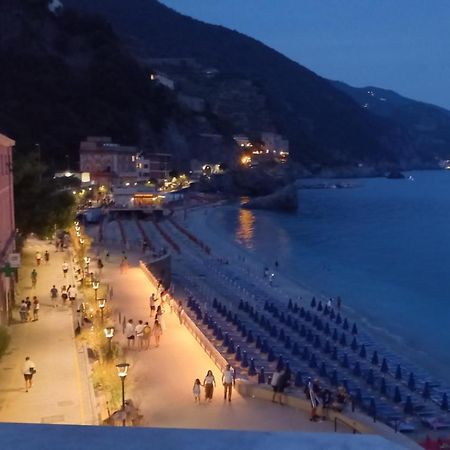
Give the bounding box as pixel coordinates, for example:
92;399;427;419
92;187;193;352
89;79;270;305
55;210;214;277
161;0;450;109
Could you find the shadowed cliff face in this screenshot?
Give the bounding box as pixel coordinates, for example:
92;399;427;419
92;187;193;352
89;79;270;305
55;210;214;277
63;0;450;169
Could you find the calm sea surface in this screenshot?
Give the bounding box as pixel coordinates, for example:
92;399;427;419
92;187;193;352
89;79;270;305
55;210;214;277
208;171;450;382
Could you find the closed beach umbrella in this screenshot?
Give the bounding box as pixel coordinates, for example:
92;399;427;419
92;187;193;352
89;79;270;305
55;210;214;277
324;323;331;336
306;329;313;343
422;381;431;399
351;323;358;335
241;350;249;368
331;346;338;360
286;315;292;327
262;300;268;311
369;398;377;418
341;353;349;369
336;313;342;325
293;319;299;332
227;339;235;354
254;312;260;324
258;367;265;384
311;297;316;308
278;328;285;342
324;340;331;354
292;342;300;355
317;301;323;312
309;353;317;369
366;369;375;386
395;364;402;380
343;318;349;330
226;311;233;322
313;334;321;349
259;317;266;329
267;348;275;362
359;344;367;359
247;330;254;344
256;335;262;349
351;337;358;352
380;358;389;374
305;311;312;322
276;355;284;371
241;324;247;338
371;350;379;366
261;339;268;354
441;393;449;411
393;386;402;403
300;324;306;337
323;305;329;316
243;302;248;313
331;369;338;386
293;303;299;314
269;325;276;338
330;309;336;320
232;313;239;326
223;333;230;347
300;307;306;318
288;299;293;310
235;345;242;362
319;362;327;377
295;371;304;387
213;297;219;309
353;362;362;377
404;396;414;415
203;313;209;325
408;373;416;391
380;377;387;396
216;327;224;340
339;333;347;347
301;346;310;361
316;319;323;332
279;312;286;324
332;328;338;342
285;335;292;349
248;358;257;376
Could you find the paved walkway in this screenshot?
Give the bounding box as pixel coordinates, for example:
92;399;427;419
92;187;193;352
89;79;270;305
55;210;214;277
100;250;339;432
0;237;96;425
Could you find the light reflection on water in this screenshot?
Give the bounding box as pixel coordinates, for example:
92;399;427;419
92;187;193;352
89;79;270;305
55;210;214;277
236;206;255;248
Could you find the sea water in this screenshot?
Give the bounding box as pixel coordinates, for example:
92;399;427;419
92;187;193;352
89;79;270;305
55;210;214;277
207;171;450;383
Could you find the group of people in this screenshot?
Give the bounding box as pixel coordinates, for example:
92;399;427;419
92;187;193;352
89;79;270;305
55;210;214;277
270;366;292;404
50;284;77;307
124;317;163;350
305;378;349;421
35;250;49;266
192;365;235;403
19;297;40;322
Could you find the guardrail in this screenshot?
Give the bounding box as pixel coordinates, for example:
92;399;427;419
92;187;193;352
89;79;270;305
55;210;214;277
152;220;181;254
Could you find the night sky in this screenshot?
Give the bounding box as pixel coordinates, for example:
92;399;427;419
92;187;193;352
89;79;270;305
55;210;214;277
161;0;450;110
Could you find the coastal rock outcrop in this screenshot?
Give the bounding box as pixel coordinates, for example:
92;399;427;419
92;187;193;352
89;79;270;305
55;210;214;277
242;184;298;212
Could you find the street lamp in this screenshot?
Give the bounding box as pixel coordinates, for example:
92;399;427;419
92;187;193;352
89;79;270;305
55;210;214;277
93;281;99;301
104;326;115;354
116;362;130;426
98;298;106;323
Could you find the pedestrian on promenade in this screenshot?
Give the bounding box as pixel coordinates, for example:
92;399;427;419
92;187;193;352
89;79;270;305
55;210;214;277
193;378;202;403
149;293;156;316
135;320;145;350
25;297;32;321
153;319;163;347
35;251;42;266
50;285;58;307
31;269;37;288
271;368;284;403
33;297;40;321
61;285;68;305
97;258;104;275
142;322;151;350
155;305;166;330
177;300;184;325
120;256;128;274
125;319;135;348
44;250;50;264
68;285;77;303
22;356;36;392
203;370;216;402
306;378;321;422
222;364;235;402
62;261;69;278
19;300;28;322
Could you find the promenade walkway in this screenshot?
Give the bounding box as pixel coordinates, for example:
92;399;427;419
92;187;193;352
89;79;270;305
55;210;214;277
100;250;339;432
0;237;96;425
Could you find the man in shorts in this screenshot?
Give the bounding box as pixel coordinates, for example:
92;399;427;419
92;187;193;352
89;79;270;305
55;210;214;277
62;261;69;278
22;356;36;392
125;319;135;348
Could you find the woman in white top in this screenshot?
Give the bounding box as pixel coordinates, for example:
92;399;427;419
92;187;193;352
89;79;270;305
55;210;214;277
203;370;216;401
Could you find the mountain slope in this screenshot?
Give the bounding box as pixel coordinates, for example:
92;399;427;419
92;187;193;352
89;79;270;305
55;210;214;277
64;0;412;168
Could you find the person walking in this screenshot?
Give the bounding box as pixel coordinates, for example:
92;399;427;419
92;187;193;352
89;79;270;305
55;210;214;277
142;322;151;350
44;250;50;264
19;300;28;322
153;319;163;347
25;297;32;321
135;320;145;350
68;285;77;303
62;261;69;278
271;368;283;403
61;285;68;305
32;297;40;321
31;269;37;288
306;378;321;421
193;379;202;403
22;357;36;392
222;364;235;402
203;370;216;401
35;251;42;266
149;293;156;317
50;285;58;307
125;319;135;348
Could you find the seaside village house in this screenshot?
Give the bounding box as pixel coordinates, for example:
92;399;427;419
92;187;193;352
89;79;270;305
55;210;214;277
0;134;16;325
79;136;172;208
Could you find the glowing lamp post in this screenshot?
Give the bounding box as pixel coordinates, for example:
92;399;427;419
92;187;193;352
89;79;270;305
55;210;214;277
98;298;106;323
104;326;115;354
93;281;99;301
116;362;130;425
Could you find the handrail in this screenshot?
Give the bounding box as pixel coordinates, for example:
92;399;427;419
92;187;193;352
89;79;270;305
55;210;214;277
152;220;181;254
